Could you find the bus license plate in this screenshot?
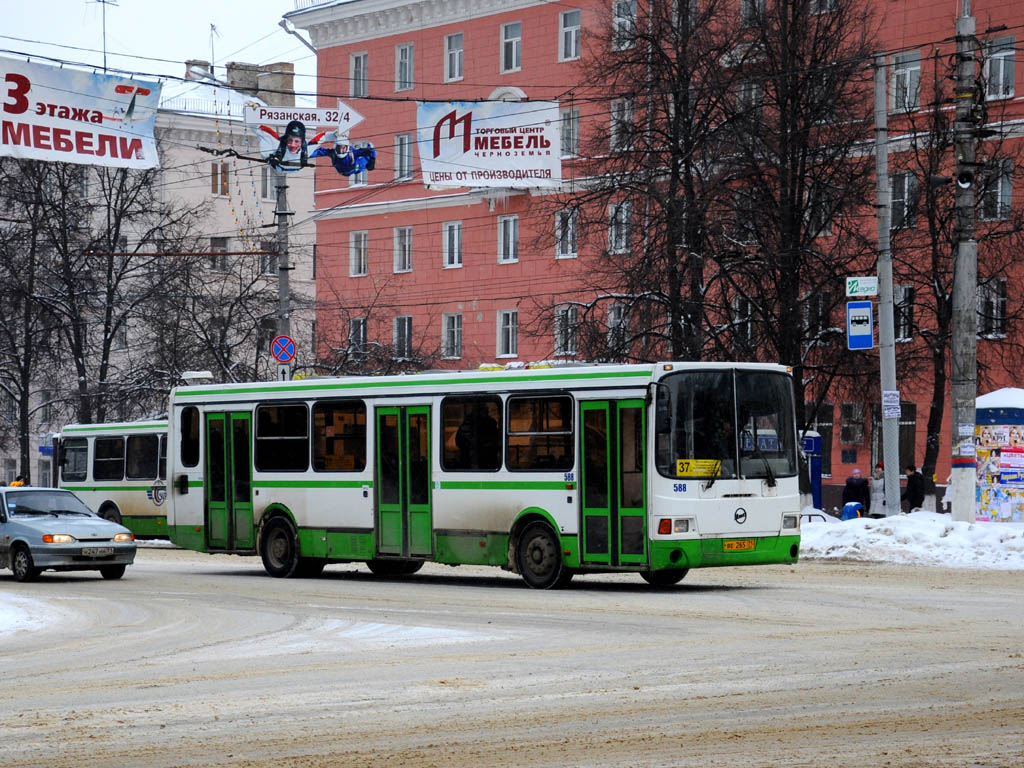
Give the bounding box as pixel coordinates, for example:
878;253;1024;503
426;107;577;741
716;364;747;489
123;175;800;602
723;539;755;552
81;547;114;557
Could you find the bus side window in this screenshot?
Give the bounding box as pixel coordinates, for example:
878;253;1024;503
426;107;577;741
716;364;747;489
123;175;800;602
94;437;126;481
255;403;310;472
441;396;502;472
181;406;200;468
312;400;366;472
61;438;88;482
506;395;573;472
126;435;160;480
159;434;167;480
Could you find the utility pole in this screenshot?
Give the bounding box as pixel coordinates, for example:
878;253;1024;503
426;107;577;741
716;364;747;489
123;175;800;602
275;168;293;381
873;53;902;514
950;3;979;522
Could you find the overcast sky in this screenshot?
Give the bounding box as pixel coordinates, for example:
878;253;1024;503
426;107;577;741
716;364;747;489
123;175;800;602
3;0;318;101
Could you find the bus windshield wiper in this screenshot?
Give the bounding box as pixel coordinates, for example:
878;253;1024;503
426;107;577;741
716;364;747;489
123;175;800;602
742;429;777;488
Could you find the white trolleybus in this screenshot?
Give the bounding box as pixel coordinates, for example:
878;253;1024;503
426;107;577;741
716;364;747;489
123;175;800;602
164;363;801;588
56;420;169;537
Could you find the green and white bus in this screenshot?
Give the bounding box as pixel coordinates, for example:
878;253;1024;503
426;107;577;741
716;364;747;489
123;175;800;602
57;420;170;537
164;363;801;588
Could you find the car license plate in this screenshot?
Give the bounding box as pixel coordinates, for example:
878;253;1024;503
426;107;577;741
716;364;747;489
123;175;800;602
723;539;755;551
81;547;114;557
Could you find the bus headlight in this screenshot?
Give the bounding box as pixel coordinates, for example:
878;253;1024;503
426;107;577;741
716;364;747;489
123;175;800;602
673;518;693;533
782;514;799;530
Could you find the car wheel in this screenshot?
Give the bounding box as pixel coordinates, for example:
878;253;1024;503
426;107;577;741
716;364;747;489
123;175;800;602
640;569;689;586
100;564;127;580
260;517;300;578
366;559;423;577
12;546;41;583
516;521;570;589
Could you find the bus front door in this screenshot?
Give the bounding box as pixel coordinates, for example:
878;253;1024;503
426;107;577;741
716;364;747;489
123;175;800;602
580;400;647;566
375;406;433;558
204;412;254;551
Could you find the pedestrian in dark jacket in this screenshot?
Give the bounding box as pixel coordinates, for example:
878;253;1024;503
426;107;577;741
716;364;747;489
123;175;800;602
902;464;926;511
842;467;871;514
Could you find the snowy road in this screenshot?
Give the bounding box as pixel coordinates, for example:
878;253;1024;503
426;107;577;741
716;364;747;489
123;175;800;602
1;547;1022;767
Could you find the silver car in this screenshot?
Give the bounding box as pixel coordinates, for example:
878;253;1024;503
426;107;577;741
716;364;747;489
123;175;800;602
0;487;137;582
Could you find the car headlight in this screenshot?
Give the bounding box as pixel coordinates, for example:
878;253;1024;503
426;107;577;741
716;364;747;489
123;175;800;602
113;532;135;543
42;534;76;543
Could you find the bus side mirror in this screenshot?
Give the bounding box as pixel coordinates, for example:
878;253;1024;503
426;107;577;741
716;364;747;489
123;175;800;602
650;382;672;433
176;474;189;495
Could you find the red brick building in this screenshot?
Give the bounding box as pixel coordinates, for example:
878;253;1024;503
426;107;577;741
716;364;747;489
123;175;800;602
287;0;1022;501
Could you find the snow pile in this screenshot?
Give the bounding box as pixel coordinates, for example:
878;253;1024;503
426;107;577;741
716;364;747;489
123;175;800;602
800;509;1024;570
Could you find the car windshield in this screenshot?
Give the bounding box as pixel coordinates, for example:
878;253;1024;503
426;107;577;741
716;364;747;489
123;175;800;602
5;490;94;517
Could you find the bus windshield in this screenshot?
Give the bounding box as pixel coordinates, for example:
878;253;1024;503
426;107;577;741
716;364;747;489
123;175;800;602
655;369;797;481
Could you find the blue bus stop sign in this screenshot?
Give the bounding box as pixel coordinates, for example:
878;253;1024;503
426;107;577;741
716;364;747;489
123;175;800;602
846;301;874;350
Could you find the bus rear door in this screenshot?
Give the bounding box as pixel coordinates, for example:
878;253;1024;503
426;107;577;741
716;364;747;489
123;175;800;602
204;412;255;551
375;406;432;559
580;399;647;566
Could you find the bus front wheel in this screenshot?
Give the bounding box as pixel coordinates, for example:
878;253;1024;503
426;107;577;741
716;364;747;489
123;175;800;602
260;517;300;578
516;522;572;589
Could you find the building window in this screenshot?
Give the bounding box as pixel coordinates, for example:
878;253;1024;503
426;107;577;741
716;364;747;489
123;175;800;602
260;165;274;200
394;316;413;359
501;22;522;73
737;80;763;120
560;10;581;61
809;0;837;12
740;0;765;26
210;236;229;272
350;52;368;97
211;161;229;196
840;402;865;445
349;317;367;356
396;43;414;91
805;182;834;237
498;310;518;357
609;201;631;254
38;390;52;426
977;277;1007;338
350;230;368;277
560;106;579;157
443;221;462;268
985;37;1015;100
892;51;921;111
556;209;578;259
445;33;464;81
259;239;277;276
442;313;463;359
395;133;414;180
608;303;628;354
894;285;914;341
610;98;633;152
555;305;578;356
394;226;413;273
981;161;1012;220
890;172;917;229
498;215;519;263
732;295;754;342
612;0;636;50
257;317;277;355
349;141;371;186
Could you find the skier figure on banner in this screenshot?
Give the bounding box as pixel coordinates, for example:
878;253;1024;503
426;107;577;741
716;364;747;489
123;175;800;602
310;133;376;177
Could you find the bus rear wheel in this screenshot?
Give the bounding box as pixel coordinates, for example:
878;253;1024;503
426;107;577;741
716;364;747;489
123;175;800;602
641;569;689;586
367;559;424;577
260;517;300;578
516;522;572;589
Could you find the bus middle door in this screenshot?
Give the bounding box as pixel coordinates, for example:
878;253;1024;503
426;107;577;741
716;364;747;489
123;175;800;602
375;406;433;558
204;412;254;551
580;399;647;567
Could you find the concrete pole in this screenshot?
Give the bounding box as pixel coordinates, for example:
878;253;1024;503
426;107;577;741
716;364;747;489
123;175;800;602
950;10;978;522
874;53;902;514
275;167;293;380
